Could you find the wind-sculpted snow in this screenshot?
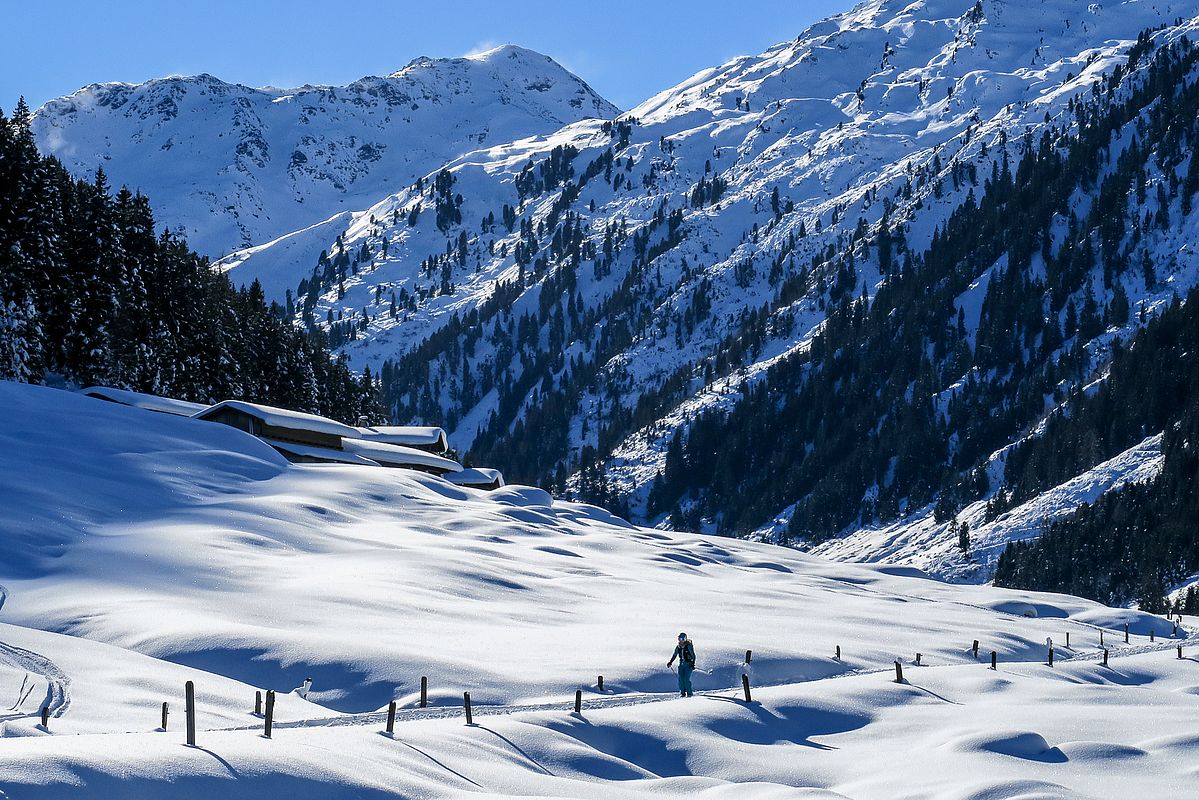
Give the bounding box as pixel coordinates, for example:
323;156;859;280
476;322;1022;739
31;46;617;260
0;379;1193;796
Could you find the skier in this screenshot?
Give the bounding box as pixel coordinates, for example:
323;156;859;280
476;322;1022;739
667;632;696;697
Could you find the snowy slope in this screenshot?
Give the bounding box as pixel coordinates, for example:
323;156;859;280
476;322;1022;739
0;378;1193;797
811;433;1167;582
31;46;617;262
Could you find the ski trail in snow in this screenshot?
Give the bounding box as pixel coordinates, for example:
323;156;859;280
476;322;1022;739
216;636;1192;735
0;638;71;720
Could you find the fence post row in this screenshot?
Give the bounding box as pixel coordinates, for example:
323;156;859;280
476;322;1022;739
164;628;1194;743
185;680;196;746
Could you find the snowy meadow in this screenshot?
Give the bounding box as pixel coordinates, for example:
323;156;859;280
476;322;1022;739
0;380;1193;798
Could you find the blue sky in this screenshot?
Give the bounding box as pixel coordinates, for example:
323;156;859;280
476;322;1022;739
2;0;854;114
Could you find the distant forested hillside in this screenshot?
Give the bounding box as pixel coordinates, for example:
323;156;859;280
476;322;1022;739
0;101;382;421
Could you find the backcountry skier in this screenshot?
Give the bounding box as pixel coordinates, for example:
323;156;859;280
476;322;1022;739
667;632;696;697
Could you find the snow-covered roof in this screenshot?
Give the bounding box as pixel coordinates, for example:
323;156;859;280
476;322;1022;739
341;438;462;474
352;425;448;450
80;386;206;417
262;439;378;466
443;467;505;488
194;400;358;438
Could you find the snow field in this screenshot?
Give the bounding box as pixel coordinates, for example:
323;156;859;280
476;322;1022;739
0;379;1194;796
0;650;1195;798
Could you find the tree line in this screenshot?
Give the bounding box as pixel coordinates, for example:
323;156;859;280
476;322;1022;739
0;100;383;422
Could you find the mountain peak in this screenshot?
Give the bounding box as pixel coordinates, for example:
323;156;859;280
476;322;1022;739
33;46;617;260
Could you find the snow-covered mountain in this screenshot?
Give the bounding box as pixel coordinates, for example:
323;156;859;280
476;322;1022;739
195;0;1199;582
27;0;1199;592
0;379;1191;798
31;45;617;262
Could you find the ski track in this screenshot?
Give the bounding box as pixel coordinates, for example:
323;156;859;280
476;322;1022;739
210;632;1197;735
0;635;71;721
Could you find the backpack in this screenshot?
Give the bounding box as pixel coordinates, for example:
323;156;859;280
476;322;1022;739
680;640;696;667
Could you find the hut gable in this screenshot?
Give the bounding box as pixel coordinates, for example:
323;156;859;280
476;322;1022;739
194;401;357;450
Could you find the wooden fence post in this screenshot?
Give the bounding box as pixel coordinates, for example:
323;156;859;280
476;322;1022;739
185;680;196;746
1150;629;1155;643
386;701;396;734
741;673;753;702
894;660;904;683
835;645;841;660
463;692;473;725
745;649;753;664
1100;630;1105;647
1102;648;1109;667
264;690;275;738
598;675;604;692
1065;632;1070;649
1048;646;1054;667
40;706;49;729
574;689;582;713
420;676;428;708
254;690;262;716
972;640;979;659
161;701;169;731
1178;645;1184;660
990;651;997;670
915;652;922;666
1124;624;1130;644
